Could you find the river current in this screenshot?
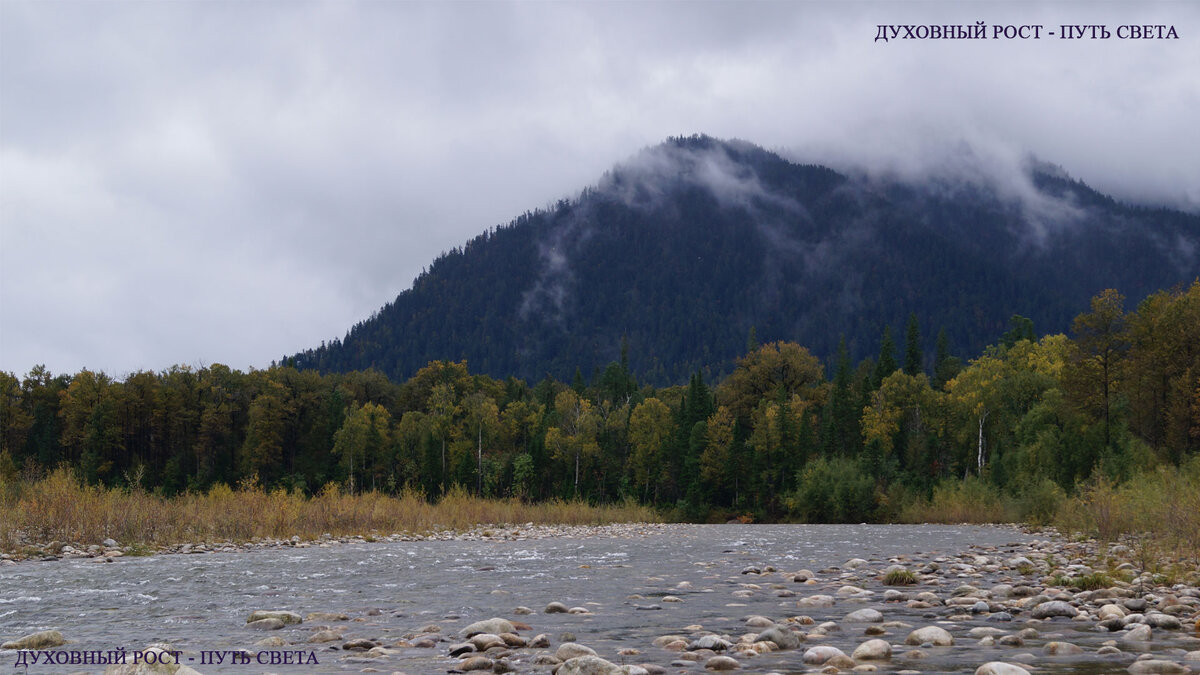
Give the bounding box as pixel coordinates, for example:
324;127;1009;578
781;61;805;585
2;524;1189;674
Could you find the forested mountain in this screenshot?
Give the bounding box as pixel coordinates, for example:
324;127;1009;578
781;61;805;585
292;135;1200;384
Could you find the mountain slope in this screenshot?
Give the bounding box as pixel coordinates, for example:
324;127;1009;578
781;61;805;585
292;136;1200;384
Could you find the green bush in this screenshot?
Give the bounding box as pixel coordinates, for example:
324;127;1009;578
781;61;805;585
787;457;877;523
1016;477;1065;525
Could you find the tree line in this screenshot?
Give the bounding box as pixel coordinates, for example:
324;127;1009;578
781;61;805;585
2;282;1197;522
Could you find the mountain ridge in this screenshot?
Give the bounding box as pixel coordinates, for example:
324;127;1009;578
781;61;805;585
292;135;1200;384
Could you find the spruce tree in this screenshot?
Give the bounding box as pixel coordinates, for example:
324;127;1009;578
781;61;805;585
873;326;898;387
904;313;923;376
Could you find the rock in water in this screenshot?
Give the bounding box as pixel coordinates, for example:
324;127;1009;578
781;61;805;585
1;630;66;650
1031;601;1077;619
852;639;892;660
704;655;740;670
557;643;599;660
905;626;954;646
844;608;884;622
246;610;302;625
557;655;625;675
1043;641;1083;655
975;662;1032;675
801;646;847;664
460;617;516;637
756;625;801;650
104;647;203;675
1127;660;1189;674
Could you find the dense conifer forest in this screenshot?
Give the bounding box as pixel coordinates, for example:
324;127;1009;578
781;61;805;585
3;283;1197;523
291;136;1200;385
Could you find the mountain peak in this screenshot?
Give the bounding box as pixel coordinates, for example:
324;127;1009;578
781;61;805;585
294;137;1200;384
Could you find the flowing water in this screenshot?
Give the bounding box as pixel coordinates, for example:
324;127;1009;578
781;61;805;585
1;524;1195;674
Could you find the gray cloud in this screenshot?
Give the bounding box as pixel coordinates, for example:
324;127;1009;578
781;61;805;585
2;1;1197;376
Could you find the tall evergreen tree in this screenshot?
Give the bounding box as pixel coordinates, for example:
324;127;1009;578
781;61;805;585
932;328;961;390
904;313;923;376
823;338;860;456
873;326;899;388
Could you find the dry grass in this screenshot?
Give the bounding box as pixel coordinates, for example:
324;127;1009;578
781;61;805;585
1055;456;1200;565
895;476;1017;524
0;469;659;553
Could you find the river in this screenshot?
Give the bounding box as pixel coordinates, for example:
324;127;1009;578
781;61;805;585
1;524;1196;674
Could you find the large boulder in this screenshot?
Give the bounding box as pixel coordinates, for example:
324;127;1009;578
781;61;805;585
906;626;954;646
246;610;302;625
460;617;515;637
1;630;66;650
1031;601;1078;619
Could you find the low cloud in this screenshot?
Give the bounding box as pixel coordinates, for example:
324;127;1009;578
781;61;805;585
2;1;1196;375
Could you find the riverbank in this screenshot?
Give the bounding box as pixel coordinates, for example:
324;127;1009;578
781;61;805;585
0;468;659;560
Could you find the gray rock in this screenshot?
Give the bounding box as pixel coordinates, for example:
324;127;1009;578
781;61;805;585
460;617;515;637
1;630;66;650
1043;641;1083;655
1031;601;1078;619
801;645;847;664
844;608;884;623
1127;660;1189;674
755;625;801;650
102;538;120;548
905;626;953;646
557;642;599;660
690;635;731;651
797;594;836;608
975;663;1032;675
704;655;740;670
307;630;341;643
851;638;891;660
245;618;284;630
557;655;625;675
246;610;302;625
1144;613;1182;630
1123;624;1153;642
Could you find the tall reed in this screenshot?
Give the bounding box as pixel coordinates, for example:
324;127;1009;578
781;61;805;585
0;469;658;553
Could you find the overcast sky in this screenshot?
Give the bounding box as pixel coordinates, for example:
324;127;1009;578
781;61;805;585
2;1;1197;378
